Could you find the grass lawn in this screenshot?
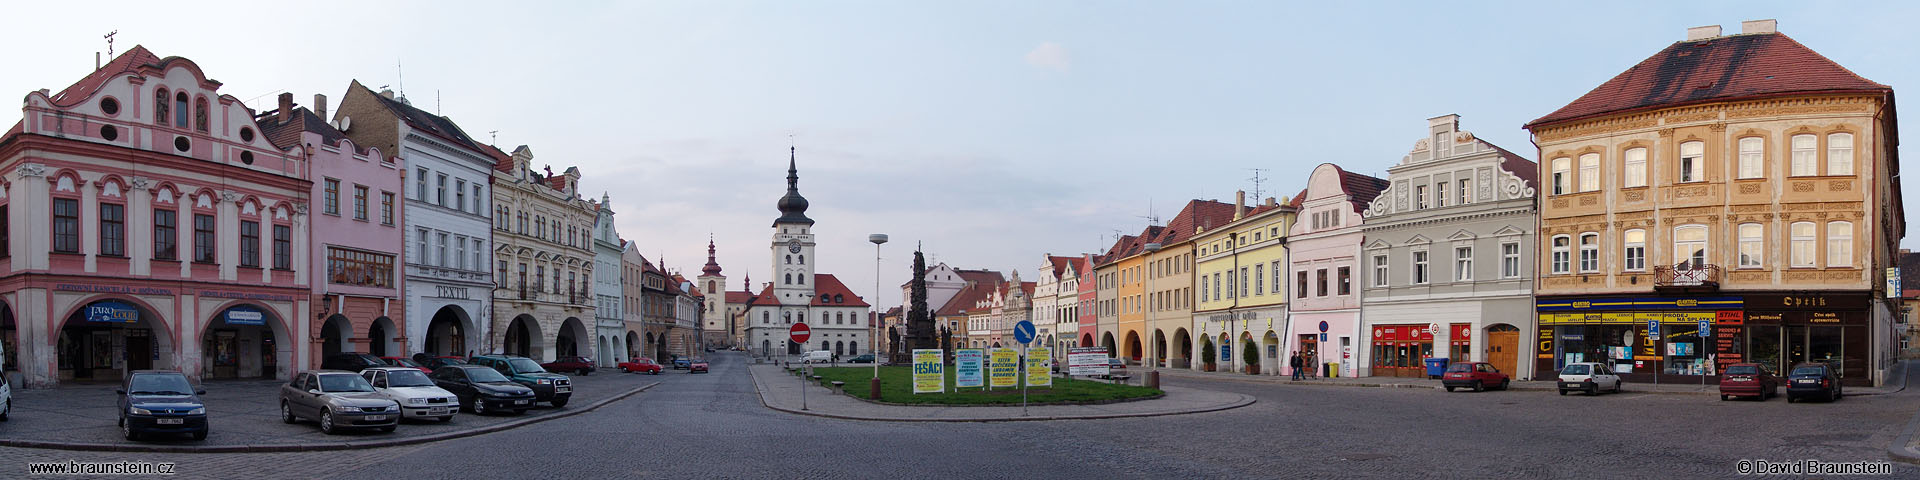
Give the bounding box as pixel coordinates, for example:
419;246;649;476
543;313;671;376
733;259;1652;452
793;366;1162;405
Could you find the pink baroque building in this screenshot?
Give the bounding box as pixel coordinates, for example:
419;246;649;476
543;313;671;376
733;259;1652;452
0;47;312;387
1285;164;1387;378
254;94;405;367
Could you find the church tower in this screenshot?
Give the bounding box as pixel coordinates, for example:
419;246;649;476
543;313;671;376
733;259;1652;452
771;147;816;308
697;237;729;347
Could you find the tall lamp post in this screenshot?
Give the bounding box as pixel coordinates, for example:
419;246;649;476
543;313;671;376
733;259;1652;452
868;234;888;399
1142;243;1162;375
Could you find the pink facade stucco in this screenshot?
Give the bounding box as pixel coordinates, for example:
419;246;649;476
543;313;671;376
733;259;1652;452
1284;164;1383;378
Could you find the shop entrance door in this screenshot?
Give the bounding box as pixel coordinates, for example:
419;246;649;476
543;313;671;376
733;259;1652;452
1786;325;1808;368
1298;334;1319;377
1487;329;1519;377
126;334;152;371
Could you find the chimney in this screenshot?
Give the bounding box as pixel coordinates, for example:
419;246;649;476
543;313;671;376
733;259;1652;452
1741;19;1777;35
1234;190;1247;220
1686;25;1722;41
378;89;395;99
276;93;293;124
1265;197;1277;207
313;94;328;119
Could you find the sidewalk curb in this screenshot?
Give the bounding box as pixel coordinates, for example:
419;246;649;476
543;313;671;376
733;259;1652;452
1889;404;1920;465
0;382;659;454
1156;370;1903;397
750;366;1253;422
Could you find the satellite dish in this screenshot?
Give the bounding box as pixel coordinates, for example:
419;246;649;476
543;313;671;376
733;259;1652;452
337;116;352;132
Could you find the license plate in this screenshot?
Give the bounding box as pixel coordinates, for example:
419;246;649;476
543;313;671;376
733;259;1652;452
157;418;183;425
556;387;571;393
1796;379;1816;384
363;415;387;421
514;399;530;405
428;407;448;415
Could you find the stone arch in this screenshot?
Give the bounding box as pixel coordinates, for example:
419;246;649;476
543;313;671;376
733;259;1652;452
1172;328;1192;369
367;316;400;358
626;330;641;360
1152;329;1167;367
320;314;353;359
1124;330;1142;362
1100;332;1116;357
556;317;589;360
202;301;293;380
504;314;544;360
1262;330;1280;376
53;296;176;384
424;305;474;357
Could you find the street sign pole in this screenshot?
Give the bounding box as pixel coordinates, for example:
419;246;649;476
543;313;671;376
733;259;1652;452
791;322;813;411
1014;319;1036;416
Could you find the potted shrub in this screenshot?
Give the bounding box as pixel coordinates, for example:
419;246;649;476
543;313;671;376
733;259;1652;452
1243;340;1261;375
1200;338;1216;372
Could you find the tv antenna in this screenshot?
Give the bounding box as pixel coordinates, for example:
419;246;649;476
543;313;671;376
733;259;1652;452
104;30;118;58
489;130;498;146
1247;168;1270;200
1137;198;1159;226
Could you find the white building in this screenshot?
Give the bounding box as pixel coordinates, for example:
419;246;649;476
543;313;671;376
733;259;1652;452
592;194;626;367
743;150;869;358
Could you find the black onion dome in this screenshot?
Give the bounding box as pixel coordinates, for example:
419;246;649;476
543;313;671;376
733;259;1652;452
774;147;814;226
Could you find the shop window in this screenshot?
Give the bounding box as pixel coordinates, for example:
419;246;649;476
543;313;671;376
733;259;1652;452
1550;235;1570;274
1790;134;1817;176
1455;246;1472;281
1501;242;1520;278
1412;251;1429;284
1623;147;1647;188
1578;153;1600;192
1673;225;1707;267
1551;157;1570;195
1678;141;1703;183
1737;224;1763;268
1372;254;1388;287
1826;133;1853;176
1578;233;1599;273
1827;221;1852;267
1737;137;1764;179
1790;222;1816;267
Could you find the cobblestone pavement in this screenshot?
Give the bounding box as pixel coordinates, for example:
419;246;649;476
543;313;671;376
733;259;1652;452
4;352;1916;479
0;366;653;448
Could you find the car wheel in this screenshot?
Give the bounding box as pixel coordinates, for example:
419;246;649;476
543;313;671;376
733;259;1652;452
1720;395;1728;401
0;399;8;421
620;367;629;373
550;397;569;408
281;402;297;424
1445;386;1455;392
1586;384;1597;395
1500;380;1510;391
380;425;396;433
1472;381;1483;393
1558;389;1567;396
1612;383;1622;394
123;418;138;441
319;410;336;435
1787;395;1796;403
651;370;660;375
438;416;453;422
474;400;489;416
192;430;208;441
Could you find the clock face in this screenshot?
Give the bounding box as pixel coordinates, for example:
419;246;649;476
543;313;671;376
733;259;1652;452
787;239;801;253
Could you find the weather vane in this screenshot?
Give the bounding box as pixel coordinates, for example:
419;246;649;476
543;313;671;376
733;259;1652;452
104;30;118;58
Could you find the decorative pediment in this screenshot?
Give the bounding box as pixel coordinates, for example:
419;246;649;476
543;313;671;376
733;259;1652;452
194;193;213;209
1365;239;1392;250
1492;225;1527;237
1362;183;1395;218
1404;234;1431;245
1446;229;1476;241
1497;167;1536;200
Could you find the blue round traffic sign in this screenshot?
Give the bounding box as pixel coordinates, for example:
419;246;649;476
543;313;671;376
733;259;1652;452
1318;321;1329;333
1013;320;1036;345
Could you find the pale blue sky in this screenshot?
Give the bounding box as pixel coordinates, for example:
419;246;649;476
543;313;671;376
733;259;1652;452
1;1;1913;306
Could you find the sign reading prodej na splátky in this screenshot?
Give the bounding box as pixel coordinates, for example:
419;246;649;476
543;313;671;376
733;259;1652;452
912;349;944;394
223;305;266;326
955;349;984;388
1068;347;1108;376
1026;346;1051;387
989;348;1019;388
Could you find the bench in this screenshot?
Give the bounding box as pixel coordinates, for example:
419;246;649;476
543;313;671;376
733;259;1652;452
829;380;845;393
1110;375;1131;385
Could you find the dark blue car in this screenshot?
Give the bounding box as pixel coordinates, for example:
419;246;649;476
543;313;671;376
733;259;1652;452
673;357;692;369
117;371;208;441
1785;363;1843;403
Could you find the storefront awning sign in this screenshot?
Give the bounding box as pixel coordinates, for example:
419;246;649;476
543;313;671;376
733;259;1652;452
85;301;139;323
223;305;266;326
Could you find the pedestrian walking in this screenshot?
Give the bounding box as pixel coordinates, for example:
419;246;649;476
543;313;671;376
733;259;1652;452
1289;353;1305;381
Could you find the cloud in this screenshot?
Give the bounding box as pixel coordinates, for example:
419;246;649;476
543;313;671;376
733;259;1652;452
1024;42;1070;72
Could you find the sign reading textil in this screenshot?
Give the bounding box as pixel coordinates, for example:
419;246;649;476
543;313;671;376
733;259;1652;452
955;349;984;388
911;349;944;394
222;305;266;326
1025;346;1051;387
86;301;140;323
989;348;1019;388
1067;347;1109;376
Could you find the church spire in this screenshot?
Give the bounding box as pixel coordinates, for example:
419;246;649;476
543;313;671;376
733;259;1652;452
702;235;723;276
774;146;814;226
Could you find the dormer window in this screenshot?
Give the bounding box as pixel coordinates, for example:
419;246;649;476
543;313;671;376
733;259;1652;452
174;92;189;128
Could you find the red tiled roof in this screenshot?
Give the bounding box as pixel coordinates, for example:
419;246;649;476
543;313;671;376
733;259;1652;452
49;45;168;108
1045;255;1077;278
1900;252;1920;299
1336;167;1390;213
254;107;365;156
1155;199;1236;246
726;291;754;304
1287;189;1307;208
956;269;1004;285
936;280;1000;317
485;144;515;173
1527;32;1890;129
350;80;485;154
1491;144;1540;192
744;274;868;308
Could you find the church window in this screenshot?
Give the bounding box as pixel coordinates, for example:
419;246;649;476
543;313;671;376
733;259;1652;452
798;275;805;285
784;273;791;284
798;254;804;264
174;91;189;127
785;255;791;264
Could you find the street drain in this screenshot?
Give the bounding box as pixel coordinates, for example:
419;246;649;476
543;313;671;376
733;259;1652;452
1339;453;1390;461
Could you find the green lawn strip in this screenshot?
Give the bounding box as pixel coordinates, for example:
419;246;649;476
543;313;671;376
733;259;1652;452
793;366;1162;405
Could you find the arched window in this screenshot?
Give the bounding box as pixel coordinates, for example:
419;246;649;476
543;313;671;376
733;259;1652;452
1827;221;1853;267
1827;133;1854;176
1550;235;1571;274
154;88;170;125
1622;229;1646;271
174;91;189;127
849;341;857;355
785;255;791;264
784;273;791;284
784;311;792;324
797;275;805;285
1673;225;1707;267
194;97;209;132
835;341;844;356
1737;224;1764;268
835;312;843;324
1790;222;1816;267
798;254;805;264
1578;233;1599;273
762;311;769;324
1623;147;1647;188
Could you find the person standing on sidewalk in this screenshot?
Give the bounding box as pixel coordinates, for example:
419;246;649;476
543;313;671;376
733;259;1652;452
1289;353;1304;381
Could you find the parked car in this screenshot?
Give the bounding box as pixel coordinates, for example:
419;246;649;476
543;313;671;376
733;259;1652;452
414;355;468;372
469;355;573;407
116;371;207;441
1441;362;1510;392
280;371;399;435
689;359;709;373
430;365;536;415
379;357;433;373
800;351;832;363
1719;363;1779;401
0;369;10;422
673;356;693;369
1557;362;1623;396
541;355;595;376
847;354;876;364
320;353;387;372
360;367;460;422
618;357;663;374
1786;362;1844;403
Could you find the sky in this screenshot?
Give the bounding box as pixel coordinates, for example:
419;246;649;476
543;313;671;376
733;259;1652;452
2;1;1916;311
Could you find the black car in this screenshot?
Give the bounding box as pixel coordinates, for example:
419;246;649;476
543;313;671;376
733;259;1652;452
117;371;208;441
412;354;468;372
846;354;876;364
431;365;537;415
321;353;387;372
1785;362;1843;403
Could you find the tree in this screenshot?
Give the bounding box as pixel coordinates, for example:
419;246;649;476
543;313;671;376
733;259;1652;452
906;248;934;350
1200;337;1215;366
1243;339;1260;373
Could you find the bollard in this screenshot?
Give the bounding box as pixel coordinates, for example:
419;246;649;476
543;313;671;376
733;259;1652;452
1145;370;1160;389
870;378;882;400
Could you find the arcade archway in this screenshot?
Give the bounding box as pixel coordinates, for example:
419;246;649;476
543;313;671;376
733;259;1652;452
556;317;588;360
368;316;399;358
504;315;543;359
56;298;175;383
202;303;291;380
424;306;472;357
320;314;351;358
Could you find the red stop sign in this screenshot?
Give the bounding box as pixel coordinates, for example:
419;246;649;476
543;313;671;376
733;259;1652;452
790;323;812;344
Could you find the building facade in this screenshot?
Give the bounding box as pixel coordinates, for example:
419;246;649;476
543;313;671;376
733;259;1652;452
1524;21;1902;386
1143;200;1233;369
1359;115;1538;380
2;47;312;387
742;150;868;358
620;241;648;360
697;239;732;349
592;194;625;367
1286;164;1388;378
1192;193;1297;374
487;145;595;362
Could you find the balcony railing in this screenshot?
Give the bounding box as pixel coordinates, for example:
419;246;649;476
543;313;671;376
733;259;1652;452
1654;263;1721;290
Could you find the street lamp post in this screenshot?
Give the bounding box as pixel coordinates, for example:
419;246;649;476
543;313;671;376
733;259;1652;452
869;234;888;399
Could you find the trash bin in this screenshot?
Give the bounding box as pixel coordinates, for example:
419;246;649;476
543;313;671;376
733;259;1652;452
1324;362;1337;378
1424;357;1451;379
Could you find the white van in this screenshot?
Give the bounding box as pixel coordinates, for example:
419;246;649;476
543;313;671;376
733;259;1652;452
800;350;833;363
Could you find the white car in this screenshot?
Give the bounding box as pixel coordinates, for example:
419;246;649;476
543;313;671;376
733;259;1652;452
360;367;460;422
1557;362;1623;396
1;371;11;421
800;350;833;363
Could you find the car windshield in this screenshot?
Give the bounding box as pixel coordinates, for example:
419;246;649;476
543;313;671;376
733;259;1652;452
467;368;512;383
1446;363;1473;373
318;374;376;393
385;369;435;387
1561;364;1590;376
387;358;422;368
1791;365;1828;376
129;374;194;395
1725;365;1759;375
507;358;547;373
436;357;467;366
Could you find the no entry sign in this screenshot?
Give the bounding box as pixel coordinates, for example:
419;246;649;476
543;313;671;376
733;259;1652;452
790;323;812;344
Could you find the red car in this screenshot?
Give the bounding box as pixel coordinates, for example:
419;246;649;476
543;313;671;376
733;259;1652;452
541;356;596;376
617;358;663;374
1441;362;1510;392
379;356;432;373
1720;363;1780;401
688;359;709;373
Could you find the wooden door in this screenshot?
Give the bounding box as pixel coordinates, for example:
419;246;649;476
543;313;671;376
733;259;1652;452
1487;329;1518;376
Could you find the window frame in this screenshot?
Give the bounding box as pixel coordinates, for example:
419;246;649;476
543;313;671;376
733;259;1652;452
1827;221;1852;268
1737;223;1764;269
1578;233;1599;273
51;197;80;254
1372;254;1388;287
1826;133;1854;176
1550;157;1570;195
1454;246;1473;281
1678;141;1704;183
192;213;217;264
1578;153;1600;192
1411;250;1429;285
1736;137;1764;180
99;202;125;257
1500;242;1521;278
1623;147;1648;188
153;208;177;261
239;220;260;268
1673;224;1708;268
1790;221;1816;268
1549;235;1570;274
1790;134;1817;177
1622;229;1646;272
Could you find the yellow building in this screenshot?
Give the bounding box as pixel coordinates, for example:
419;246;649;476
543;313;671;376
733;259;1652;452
1193;192;1299;374
1113;234;1150;363
1140;199;1236;369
